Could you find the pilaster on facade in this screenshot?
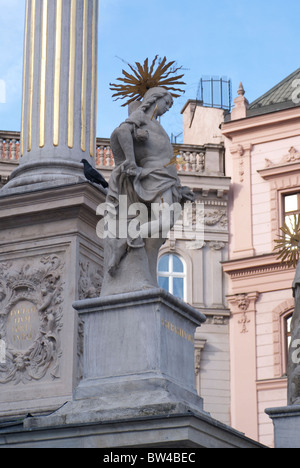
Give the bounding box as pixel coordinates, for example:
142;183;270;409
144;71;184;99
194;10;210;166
228;142;255;258
227;291;260;441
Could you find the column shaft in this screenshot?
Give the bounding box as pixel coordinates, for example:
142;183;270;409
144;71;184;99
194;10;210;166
8;0;98;189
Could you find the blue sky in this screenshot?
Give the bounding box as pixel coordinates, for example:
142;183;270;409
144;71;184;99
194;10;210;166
0;0;299;140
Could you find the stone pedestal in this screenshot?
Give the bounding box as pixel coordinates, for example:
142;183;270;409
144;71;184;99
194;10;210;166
23;289;206;426
11;289;266;448
266;406;300;448
74;289;205;409
0;182;105;418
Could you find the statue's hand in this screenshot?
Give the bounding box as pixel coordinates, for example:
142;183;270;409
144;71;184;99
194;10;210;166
121;161;138;177
181;186;196;202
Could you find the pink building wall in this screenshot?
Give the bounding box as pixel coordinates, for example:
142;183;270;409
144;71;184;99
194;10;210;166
223;85;300;447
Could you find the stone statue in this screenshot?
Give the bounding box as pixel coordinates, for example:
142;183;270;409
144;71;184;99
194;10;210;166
289;261;300;404
100;86;194;296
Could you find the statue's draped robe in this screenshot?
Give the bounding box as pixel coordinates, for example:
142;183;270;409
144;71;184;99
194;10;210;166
107;110;191;209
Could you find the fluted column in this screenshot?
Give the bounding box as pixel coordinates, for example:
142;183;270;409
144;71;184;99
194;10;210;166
6;0;98;189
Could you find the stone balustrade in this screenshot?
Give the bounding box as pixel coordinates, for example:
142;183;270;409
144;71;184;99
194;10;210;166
95;138;207;174
0;131;21;163
0;132;225;177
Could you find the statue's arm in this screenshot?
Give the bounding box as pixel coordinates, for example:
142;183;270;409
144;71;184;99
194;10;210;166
114;123;137;168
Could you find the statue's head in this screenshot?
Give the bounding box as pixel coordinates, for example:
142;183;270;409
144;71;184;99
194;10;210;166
140;87;173;116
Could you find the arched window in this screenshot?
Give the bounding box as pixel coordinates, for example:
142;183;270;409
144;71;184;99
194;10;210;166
272;300;294;377
157;254;186;301
286;314;292;350
280;310;293;375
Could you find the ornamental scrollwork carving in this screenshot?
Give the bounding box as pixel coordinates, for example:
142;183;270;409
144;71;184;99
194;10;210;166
204;209;228;230
0;255;64;385
78;259;102;299
208;241;226;251
264;147;300;168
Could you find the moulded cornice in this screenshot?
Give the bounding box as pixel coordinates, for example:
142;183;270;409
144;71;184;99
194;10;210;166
222;253;295;294
222;107;300;142
223;253;290;277
256;377;287;392
258;161;300;180
0;182;106;237
258;147;300;180
0;181;105;214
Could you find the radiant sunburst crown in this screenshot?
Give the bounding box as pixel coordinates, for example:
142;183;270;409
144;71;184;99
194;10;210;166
110;55;185;107
274;215;300;268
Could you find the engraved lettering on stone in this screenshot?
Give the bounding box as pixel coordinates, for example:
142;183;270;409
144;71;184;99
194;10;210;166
6;301;39;351
161;318;194;344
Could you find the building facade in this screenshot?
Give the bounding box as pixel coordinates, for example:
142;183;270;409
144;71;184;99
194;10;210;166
222;69;300;446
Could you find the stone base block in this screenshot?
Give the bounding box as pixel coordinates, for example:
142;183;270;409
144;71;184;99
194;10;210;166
0;289;266;448
74;288;206;396
266;405;300;448
23;288;207;430
0;408;265;448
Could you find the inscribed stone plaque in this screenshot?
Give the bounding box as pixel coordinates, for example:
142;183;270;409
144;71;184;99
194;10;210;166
0;340;5;364
6;301;39;351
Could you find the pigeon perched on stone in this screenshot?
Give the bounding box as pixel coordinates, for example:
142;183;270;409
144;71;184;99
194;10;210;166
81;159;109;188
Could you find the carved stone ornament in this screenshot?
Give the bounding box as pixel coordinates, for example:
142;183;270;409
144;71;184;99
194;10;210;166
0;255;64;385
230;143;253;183
236;293;250;311
204;209;228;230
237;294;251;333
194;339;206;377
264;147;300;168
208;241;226;251
238;311;250;333
78;259;102;300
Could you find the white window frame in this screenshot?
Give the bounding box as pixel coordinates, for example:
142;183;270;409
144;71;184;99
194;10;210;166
157;254;187;301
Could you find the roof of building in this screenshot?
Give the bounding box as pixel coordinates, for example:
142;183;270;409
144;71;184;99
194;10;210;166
247;67;300;117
